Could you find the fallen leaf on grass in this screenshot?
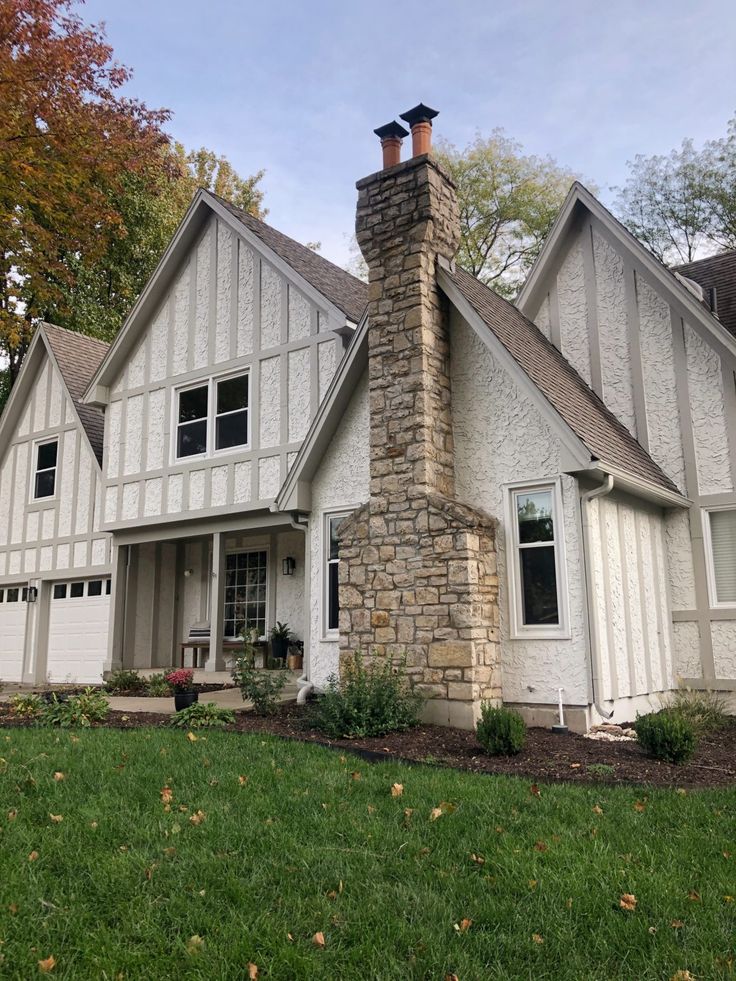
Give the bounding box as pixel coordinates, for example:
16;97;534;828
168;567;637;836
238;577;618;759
430;807;443;822
7;809;17;821
312;932;326;948
454;918;472;933
670;972;696;980
445;975;460;981
238;775;248;786
532;933;544;944
160;786;173;805
530;784;541;797
53;772;64;782
186;732;198;742
528;879;538;890
185;935;204;955
533;841;548;852
671;920;685;929
633;800;646;813
350;771;361;781
89;821;98;830
469;853;485;866
367;805;376;815
592;805;603;815
619;894;637;912
29;851;39;862
9;903;18;914
247;963;259;979
189;810;206;826
687;890;700;902
391;783;404;797
723;896;734;903
49;814;63;824
38;956;56;973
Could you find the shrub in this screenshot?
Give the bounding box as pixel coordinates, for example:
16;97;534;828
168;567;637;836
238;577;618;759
310;651;423;739
169;702;235;729
165;669;194;693
232;657;288;715
9;692;44;718
476;704;526;756
105;669;146;694
635;709;697;764
39;688;109;728
146;673;172;697
665;684;728;735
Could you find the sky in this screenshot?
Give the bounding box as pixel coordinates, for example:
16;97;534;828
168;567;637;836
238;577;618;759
82;0;736;268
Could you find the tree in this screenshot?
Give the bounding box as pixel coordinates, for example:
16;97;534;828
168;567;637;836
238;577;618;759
435;132;586;297
0;0;171;385
615;117;736;265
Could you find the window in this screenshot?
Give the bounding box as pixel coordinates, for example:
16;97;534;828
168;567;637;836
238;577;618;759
0;589;3;602
324;512;349;636
176;384;208;459
87;580;103;597
507;482;568;638
53;584;67;599
106;579;112;596
6;588;19;602
705;508;736;606
224;550;268;639
174;371;249;460
70;582;84;598
34;439;58;499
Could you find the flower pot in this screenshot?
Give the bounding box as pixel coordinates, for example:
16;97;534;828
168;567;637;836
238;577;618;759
271;637;289;665
287;653;303;671
174;690;199;711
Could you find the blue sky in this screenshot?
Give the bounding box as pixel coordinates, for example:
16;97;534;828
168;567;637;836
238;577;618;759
84;0;736;267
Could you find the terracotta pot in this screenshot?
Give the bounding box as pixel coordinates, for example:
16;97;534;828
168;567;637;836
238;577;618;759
287;653;303;671
174;690;199;711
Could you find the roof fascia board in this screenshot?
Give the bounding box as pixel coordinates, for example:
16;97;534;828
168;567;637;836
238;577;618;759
0;329;45;454
274;314;370;513
202;193;349;327
38;326;103;472
83;190;211;401
584;460;689;509
438;267;593;470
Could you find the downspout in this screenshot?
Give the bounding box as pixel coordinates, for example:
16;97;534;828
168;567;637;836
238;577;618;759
580;474;615;720
288;513;313;704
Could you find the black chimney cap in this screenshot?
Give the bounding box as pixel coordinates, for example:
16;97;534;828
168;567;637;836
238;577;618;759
373;120;410;140
399;103;439;127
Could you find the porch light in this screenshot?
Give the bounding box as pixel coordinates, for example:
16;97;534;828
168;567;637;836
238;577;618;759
282;557;296;576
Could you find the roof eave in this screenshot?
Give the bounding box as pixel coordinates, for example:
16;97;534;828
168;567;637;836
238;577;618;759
582;460;689;508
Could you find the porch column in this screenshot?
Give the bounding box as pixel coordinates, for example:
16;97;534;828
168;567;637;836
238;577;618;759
206;531;226;672
105;543;128;676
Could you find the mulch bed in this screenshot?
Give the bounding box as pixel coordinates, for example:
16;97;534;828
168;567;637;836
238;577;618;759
3;702;733;789
25;683;234;699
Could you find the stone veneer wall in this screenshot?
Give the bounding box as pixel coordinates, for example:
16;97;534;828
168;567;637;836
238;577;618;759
337;152;501;729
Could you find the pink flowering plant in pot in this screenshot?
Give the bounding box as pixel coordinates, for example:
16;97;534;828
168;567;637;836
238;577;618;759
165;669;198;711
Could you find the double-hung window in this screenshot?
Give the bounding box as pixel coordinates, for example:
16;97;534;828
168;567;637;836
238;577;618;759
174;371;249;461
507;481;568;638
33;439;58;499
324;512;349;636
705;508;736;606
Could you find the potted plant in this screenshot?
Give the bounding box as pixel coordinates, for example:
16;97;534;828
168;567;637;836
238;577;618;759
269;621;292;667
165;669;198;711
287;639;304;672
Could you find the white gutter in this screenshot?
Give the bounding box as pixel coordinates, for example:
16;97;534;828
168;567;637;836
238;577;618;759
580;474;615;720
288;513;314;704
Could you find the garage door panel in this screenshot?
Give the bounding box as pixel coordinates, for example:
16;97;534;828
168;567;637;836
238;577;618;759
0;587;27;682
47;579;109;684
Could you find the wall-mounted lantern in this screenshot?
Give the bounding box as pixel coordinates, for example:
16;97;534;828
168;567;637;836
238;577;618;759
282;557;296;576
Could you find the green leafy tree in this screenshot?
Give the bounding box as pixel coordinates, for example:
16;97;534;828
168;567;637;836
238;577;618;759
435;132;587;297
615;116;736;265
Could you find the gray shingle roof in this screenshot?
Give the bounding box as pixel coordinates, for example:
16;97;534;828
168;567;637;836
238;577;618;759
448;266;680;495
210;193;369;324
674;250;736;340
42;323;109;465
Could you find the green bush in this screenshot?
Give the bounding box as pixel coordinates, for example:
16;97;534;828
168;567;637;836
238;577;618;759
8;692;44;719
476;703;526;756
666;685;728;735
169;702;235;729
39;688;110;728
146;673;172;697
635;709;697;764
105;669;146;694
232;657;288;715
310;651;422;739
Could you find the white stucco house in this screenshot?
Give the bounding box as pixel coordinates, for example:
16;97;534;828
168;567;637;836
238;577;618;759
1;105;735;731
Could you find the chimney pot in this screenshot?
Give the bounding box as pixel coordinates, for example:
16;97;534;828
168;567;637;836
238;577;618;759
399;103;439;157
373;120;410;169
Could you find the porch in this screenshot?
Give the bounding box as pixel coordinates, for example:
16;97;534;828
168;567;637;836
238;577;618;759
108;517;307;677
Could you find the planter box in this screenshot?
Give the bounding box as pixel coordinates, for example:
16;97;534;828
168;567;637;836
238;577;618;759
174;690;199;711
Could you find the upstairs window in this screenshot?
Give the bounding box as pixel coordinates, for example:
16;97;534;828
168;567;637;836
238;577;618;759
507;481;569;639
174;372;249;461
706;508;736;606
34;439;58;499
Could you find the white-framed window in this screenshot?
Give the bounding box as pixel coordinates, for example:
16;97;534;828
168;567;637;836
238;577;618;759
323;510;351;638
173;370;250;461
224;549;268;640
33;438;58;499
505;479;569;639
703;506;736;607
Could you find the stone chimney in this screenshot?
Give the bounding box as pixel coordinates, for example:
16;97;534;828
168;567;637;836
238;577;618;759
337;104;501;729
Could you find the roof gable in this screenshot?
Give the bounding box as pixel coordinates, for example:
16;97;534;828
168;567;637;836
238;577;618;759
85;190;368;399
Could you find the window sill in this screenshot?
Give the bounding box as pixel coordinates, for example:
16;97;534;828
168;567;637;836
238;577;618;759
509;627;571;642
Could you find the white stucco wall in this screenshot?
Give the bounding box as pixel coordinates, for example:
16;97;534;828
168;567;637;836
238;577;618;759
556;240;591;386
450;311;590;707
0;347;110;584
103;212;344;528
308;370;370;687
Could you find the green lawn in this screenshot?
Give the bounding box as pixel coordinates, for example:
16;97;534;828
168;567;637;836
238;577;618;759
0;728;733;980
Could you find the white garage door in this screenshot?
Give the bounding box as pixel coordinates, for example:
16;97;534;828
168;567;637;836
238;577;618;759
0;585;28;682
47;578;111;684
